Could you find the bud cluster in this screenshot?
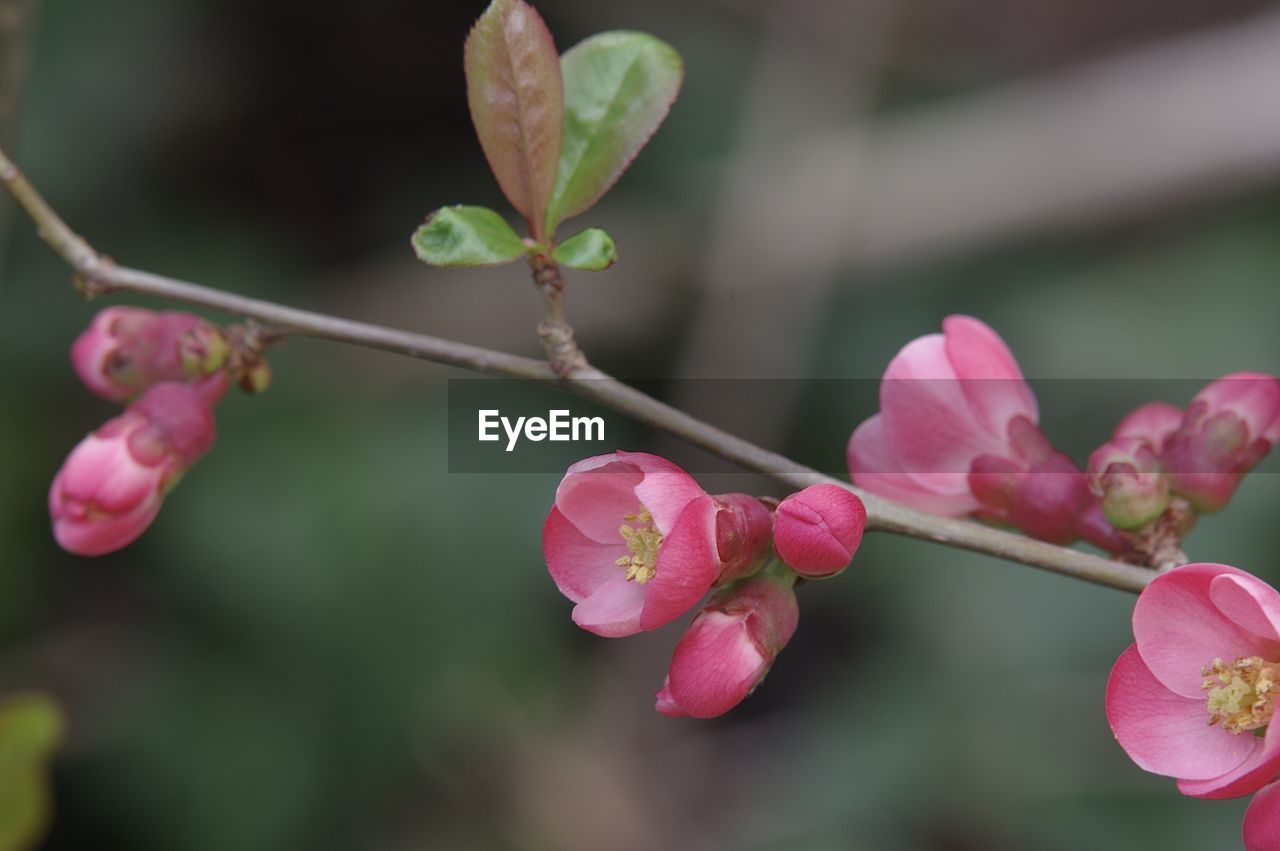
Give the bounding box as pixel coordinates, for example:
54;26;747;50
543;452;866;717
846;315;1279;563
50;307;272;556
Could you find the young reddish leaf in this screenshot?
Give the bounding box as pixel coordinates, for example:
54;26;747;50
464;0;564;242
546;32;683;235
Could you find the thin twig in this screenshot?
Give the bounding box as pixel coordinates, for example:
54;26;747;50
0;145;1153;594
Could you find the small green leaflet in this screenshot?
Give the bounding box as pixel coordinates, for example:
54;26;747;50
412;206;531;267
552;228;618;271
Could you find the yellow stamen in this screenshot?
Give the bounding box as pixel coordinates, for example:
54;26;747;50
1203;656;1280;734
615;507;662;584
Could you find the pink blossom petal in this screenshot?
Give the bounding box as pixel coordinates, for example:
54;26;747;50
1211;573;1280;645
667;611;768;719
1244;781;1280;850
555;459;644;543
1114;402;1184;450
654;677;688;718
571;572;645;638
1178;719;1280;799
626;452;707;536
942;315;1038;436
639;497;719;631
1106;645;1258;780
57;434;159;512
1134;563;1274;698
882;336;1010;479
542;507;626;602
847;415;978;515
51;473;163;557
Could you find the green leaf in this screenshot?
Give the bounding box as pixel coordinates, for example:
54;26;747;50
552;228;618;270
0;693;64;851
546;32;683;234
412;206;530;267
464;0;564;241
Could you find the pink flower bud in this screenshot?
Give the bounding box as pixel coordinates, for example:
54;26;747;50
1163;373;1280;512
49;381;219;556
966;417;1094;545
70;307;228;402
1087;437;1170;530
773;484;866;577
543;451;720;637
711;493;774;584
1114;402;1183;451
655;572;799;719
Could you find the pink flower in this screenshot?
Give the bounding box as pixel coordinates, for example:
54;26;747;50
655;571;799;718
50;377;225;556
848;315;1099;546
1163;373;1280;513
1087;437;1169;530
71;307;227;402
543;451;721;637
1246;781;1280;850
1106;563;1280;801
773;484;866;577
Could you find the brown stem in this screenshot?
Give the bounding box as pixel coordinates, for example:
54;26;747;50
529;253;588;376
0;144;1153;594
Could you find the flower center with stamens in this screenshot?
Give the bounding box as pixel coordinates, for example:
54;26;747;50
1203;656;1280;735
616;507;662;584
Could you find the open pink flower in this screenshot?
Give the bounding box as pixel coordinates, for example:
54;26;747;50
655;571;799;718
50;377;224;556
848;315;1102;546
774;484;866;577
1106;563;1280;801
71;306;228;402
543;451;721;637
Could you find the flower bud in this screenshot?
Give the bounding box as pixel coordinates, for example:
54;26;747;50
967;417;1094;545
1087;437;1169;529
773;484;866;577
1114;402;1183;450
1163;373;1280;512
711;493;774;584
49;381;219;556
654;571;799;719
71;307;227;402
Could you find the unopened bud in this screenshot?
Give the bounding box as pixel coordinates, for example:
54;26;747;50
773;484;866;577
1087;437;1170;529
711;493;774;584
655;570;799;719
1163;373;1280;512
71;307;227;401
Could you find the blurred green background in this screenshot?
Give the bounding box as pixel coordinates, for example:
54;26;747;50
2;0;1280;849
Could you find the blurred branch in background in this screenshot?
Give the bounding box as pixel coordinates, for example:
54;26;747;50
737;9;1280;280
0;0;37;285
672;0;895;410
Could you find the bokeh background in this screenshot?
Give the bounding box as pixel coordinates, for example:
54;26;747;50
3;0;1280;848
